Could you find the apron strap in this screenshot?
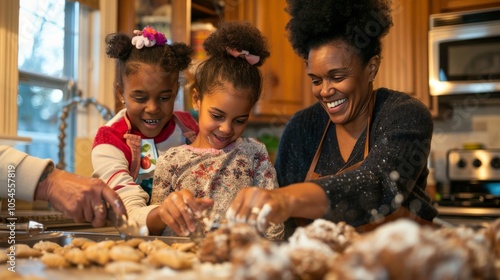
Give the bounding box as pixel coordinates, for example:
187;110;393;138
304;120;331;181
295;92;376;228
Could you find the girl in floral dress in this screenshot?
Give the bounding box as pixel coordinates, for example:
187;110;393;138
150;21;283;240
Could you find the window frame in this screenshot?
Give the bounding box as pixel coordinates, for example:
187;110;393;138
1;0;117;175
16;0;80;171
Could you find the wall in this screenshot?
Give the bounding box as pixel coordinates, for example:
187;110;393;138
244;121;286;163
431;99;500;183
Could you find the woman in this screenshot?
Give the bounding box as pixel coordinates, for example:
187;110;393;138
227;0;437;237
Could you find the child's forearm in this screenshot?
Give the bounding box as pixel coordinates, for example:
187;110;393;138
146;206;166;235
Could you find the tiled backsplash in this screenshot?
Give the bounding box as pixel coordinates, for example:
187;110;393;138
431;103;500;183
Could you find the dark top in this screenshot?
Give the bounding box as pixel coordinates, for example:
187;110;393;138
275;88;438;237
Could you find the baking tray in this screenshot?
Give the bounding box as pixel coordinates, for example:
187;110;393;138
0;231;191;248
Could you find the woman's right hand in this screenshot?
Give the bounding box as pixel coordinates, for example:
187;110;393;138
227;183;329;232
157;189;213;236
226;187;291;232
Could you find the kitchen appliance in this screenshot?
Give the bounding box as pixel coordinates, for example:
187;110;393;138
428;7;500;96
436;149;500;227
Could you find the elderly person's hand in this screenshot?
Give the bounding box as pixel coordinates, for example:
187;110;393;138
34;165;126;227
156;189;213;236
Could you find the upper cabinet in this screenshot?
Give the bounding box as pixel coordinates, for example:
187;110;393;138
224;0;314;123
118;0;223;40
431;0;500;13
374;0;438;116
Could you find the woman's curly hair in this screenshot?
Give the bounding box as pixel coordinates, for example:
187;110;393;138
105;33;193;90
194;21;270;105
285;0;393;65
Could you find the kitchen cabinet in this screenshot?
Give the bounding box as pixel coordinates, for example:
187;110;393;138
374;0;439;117
224;0;315;123
431;0;500;13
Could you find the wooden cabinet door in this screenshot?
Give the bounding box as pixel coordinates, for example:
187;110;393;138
431;0;500;13
375;0;438;116
225;0;314;123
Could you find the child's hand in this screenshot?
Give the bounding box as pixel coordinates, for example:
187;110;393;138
157;189;213;236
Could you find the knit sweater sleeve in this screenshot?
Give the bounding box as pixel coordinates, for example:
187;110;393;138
0;145;52;201
275;103;327;188
314;90;435;226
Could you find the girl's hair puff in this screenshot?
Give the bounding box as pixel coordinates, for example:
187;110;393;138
105;33;193;91
194;21;270;105
285;0;393;66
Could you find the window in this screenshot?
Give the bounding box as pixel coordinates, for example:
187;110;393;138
16;0;79;171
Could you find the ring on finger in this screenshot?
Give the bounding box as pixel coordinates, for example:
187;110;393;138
251;207;260;215
93;204;104;213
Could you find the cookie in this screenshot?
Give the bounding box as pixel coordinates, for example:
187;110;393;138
65;247;90;266
109;245;144;262
71;237;96;249
171;242;197;253
95;240;116;249
84;243;110;265
138;239;169;255
104;260;146;274
146;248;194;270
11;244;42;258
33;240;62;253
124;238;145;248
40;252;70;268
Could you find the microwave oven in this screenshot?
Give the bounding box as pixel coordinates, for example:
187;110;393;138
428;7;500;96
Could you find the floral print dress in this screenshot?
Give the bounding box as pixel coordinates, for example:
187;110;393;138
151;137;284;240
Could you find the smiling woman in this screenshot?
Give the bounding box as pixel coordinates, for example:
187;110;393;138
226;0;437;239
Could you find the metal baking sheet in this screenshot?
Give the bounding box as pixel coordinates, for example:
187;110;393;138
0;231;191;248
0;231;231;280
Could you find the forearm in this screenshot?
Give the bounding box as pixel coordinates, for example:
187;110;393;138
117;185;158;229
146;207;166;235
280;182;329;219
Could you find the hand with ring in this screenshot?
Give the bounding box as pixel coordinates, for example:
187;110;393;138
226;187;291;232
35;167;127;227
